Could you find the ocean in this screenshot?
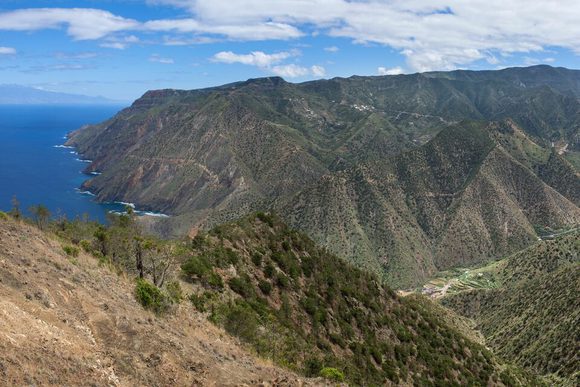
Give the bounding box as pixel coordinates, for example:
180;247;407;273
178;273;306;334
0;105;129;223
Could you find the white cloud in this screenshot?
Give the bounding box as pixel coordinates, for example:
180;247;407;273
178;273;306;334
54;51;97;59
212;50;294;67
523;56;556;66
3;2;580;72
149;54;175;64
100;42;128;50
213;50;325;78
0;47;16;55
144;19;302;40
310;65;326;77
0;8;138;40
377;66;404;76
148;0;580;71
271;64;310;78
100;35;140;50
324;46;339;52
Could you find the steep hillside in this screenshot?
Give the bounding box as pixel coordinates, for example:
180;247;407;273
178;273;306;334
0;216;317;386
282;121;580;286
66;65;580;287
67;65;580;218
179;213;539;386
442;232;580;385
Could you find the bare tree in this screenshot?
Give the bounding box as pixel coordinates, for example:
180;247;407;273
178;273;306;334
145;242;183;287
29;204;50;230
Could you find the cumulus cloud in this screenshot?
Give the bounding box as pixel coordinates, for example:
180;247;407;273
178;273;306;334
310;65;326;77
212;50;294;67
0;8;138;40
3;2;580;72
213;50;325;78
149;54;175;64
0;47;16;55
149;0;580;71
377;66;404;76
271;64;310;78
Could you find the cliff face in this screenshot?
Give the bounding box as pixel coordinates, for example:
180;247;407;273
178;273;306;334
67;65;580;287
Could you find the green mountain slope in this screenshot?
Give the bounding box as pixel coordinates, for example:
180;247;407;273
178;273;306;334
442;232;580;385
66;65;580;286
181;213;540;385
282;121;580;287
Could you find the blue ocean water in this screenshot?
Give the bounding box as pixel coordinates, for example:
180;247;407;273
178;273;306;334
0;105;128;223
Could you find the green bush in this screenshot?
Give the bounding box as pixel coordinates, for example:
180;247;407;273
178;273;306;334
166;280;183;303
62;245;80;258
135;278;169;314
181;255;210;279
276;273;289;288
255;211;274;227
0;211;8;221
304;357;323;377
258;279;272;295
79;239;92;253
206;271;224;290
228;275;255;298
264;262;275;278
251;252;262;266
189;293;207;312
224;301;259;343
320;367;345;382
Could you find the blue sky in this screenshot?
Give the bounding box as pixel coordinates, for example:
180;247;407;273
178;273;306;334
0;1;579;101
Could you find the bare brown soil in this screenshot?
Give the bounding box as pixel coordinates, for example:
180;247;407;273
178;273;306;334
0;219;323;386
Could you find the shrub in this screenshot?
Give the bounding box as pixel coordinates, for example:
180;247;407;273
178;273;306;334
62;245;80;258
181;255;210;279
166;280;183;303
251;252;262;266
264;262;275;278
135;278;169;314
276;273;289;288
79;239;92;253
0;211;8;221
304;357;323;377
189;293;207;312
224;301;259;343
228;275;255;298
206;272;224;290
258;279;272;295
255;211;274;227
320;367;345;382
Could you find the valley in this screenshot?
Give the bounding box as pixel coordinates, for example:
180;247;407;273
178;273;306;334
2;1;579;385
66;65;580;288
1;65;578;386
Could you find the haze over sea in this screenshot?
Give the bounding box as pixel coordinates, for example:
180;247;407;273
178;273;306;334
0;105;128;223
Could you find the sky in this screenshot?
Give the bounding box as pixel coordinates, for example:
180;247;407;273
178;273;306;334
0;1;579;101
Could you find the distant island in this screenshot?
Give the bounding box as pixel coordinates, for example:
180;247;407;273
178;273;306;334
0;84;124;105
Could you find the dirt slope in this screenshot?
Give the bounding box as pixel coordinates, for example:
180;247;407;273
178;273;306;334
0;218;319;386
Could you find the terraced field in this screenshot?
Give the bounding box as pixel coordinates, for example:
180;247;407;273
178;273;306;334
419;259;504;298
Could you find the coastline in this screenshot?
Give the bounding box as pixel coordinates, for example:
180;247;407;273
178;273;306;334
56;138;171;219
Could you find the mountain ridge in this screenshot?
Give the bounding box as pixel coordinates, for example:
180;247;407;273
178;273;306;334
66;65;580;287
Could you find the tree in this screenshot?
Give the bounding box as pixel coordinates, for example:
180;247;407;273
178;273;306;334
134;236;146;279
93;225;108;257
29;204;50;230
146;241;181;287
9;195;21;219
